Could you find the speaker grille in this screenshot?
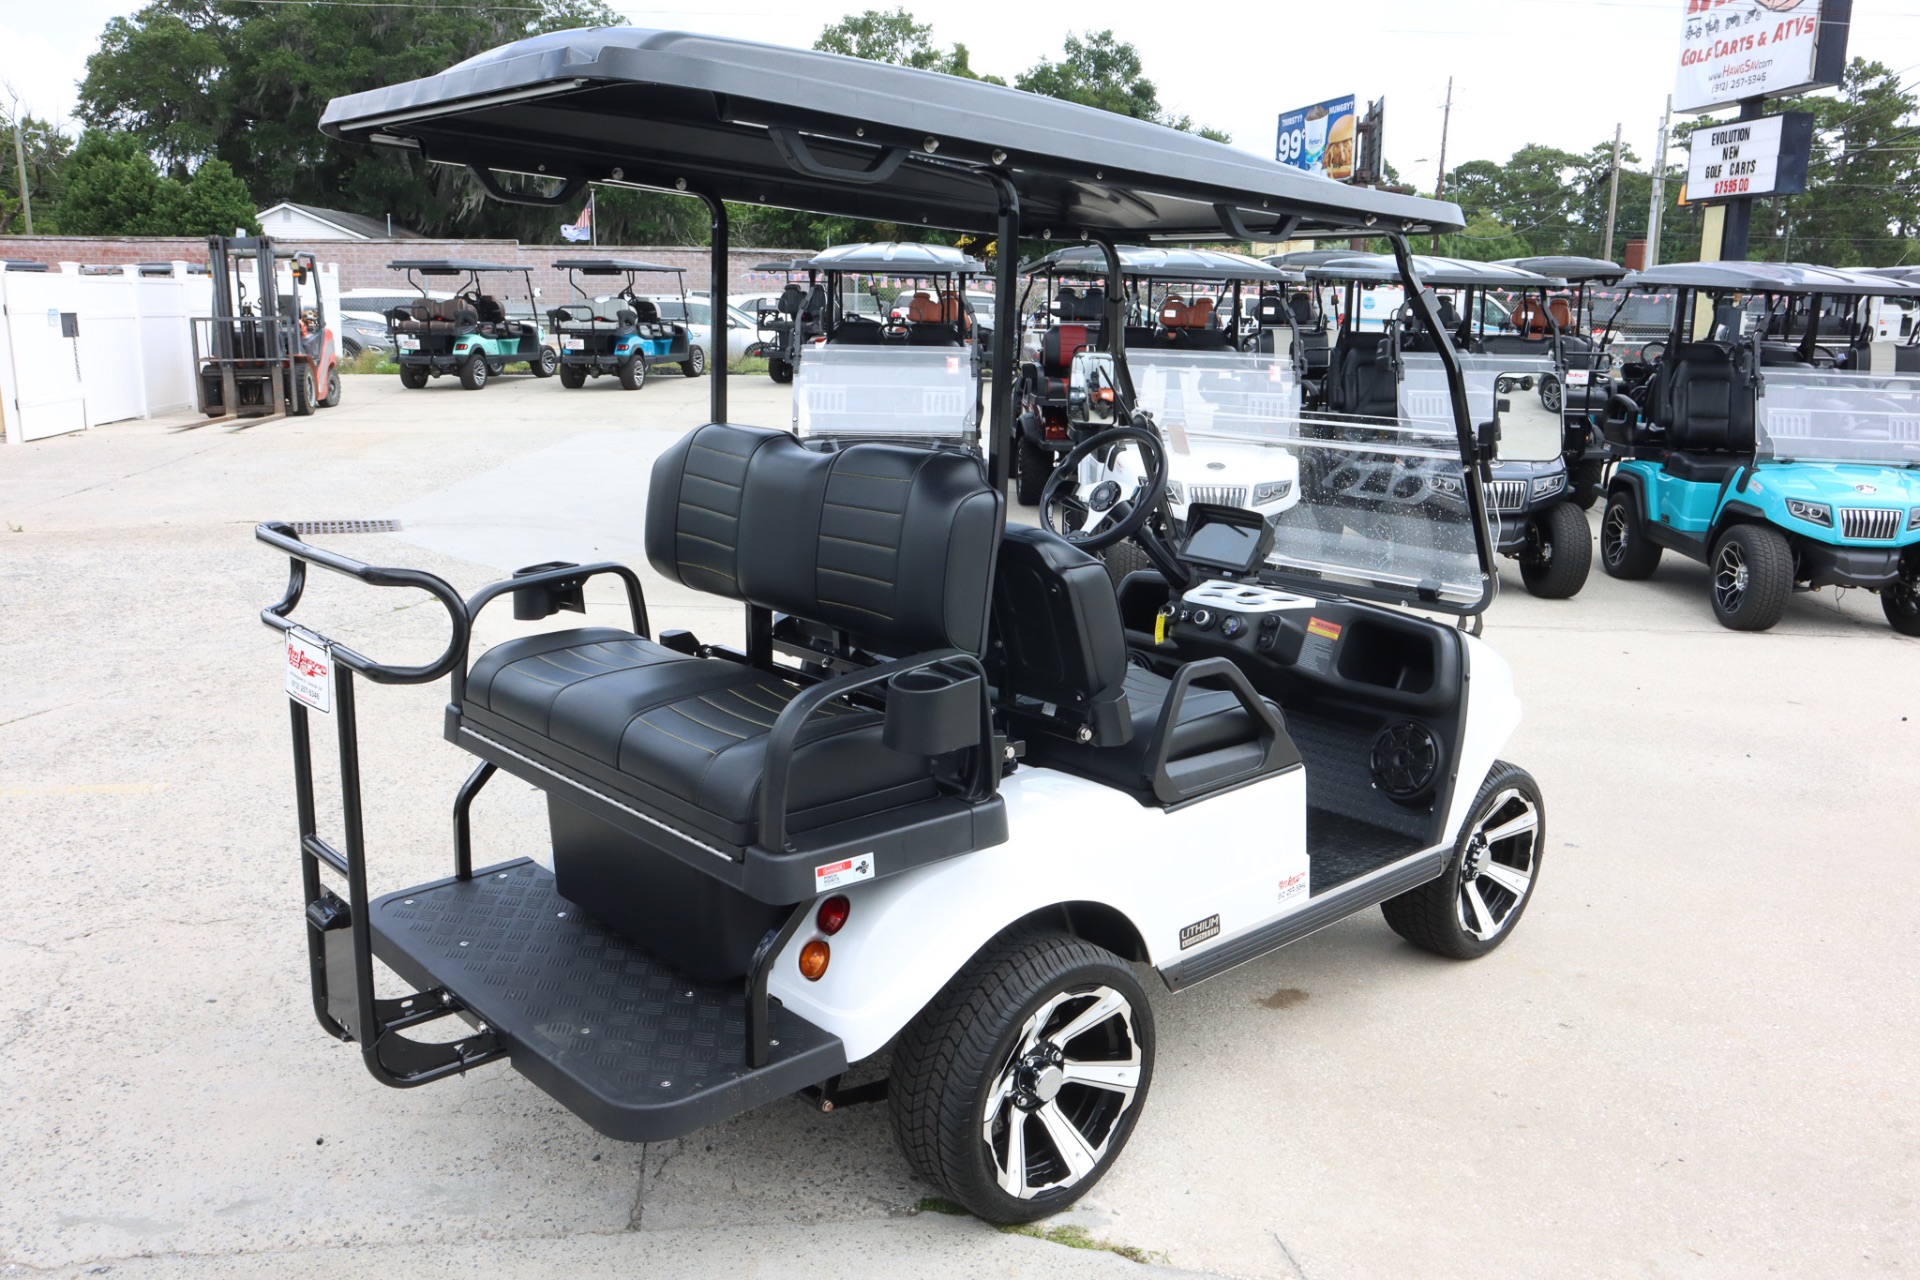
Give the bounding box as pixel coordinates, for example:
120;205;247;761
1370;721;1441;802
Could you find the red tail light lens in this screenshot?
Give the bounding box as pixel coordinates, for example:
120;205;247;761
816;895;850;936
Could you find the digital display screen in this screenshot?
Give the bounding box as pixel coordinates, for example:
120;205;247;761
1183;519;1265;573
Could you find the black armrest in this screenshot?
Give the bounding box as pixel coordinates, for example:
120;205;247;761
1146;657;1291;805
757;649;995;854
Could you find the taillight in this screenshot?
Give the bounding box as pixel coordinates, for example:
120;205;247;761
816;895;850;936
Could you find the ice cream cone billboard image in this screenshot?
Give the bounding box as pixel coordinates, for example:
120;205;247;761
1276;95;1358;181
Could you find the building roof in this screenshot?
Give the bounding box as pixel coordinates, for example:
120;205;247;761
258;202;423;240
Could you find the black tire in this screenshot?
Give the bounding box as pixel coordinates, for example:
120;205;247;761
1709;523;1792;631
458;353;488;391
398;364;429;390
889;931;1153;1225
321;365;342;408
1539;374;1563;414
1518;501;1592;599
1101;538;1154;588
342;338;362;359
770;356;794;384
291;366;316;417
1884;557;1920;636
1015;437;1050;507
618;355;646;391
681;345;706;378
1382;760;1543;960
1570;460;1605;510
558;363;587;389
532;346;558;378
1599;489;1661;579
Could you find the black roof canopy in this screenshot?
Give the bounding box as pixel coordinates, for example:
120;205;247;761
1624;260;1920;298
553;257;681;273
321;28;1465;241
1494;255;1625;284
1307;253;1560;289
389;258;528;274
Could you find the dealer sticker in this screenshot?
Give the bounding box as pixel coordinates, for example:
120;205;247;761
815;854;875;892
1277;872;1308;905
1565;370;1590;386
1179;914;1221;950
284;629;332;715
397;335;419;351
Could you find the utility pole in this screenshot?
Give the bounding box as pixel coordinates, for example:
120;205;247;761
1646;95;1672;267
1601;122;1623;262
1430;76;1453;253
5;83;32;235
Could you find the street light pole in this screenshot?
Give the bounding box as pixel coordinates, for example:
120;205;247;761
1601;122;1623;262
1646;95;1672;268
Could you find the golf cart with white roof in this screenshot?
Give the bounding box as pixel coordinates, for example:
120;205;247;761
273;27;1543;1225
548;257;695;389
1305;253;1594;600
1495;256;1630;507
750;256;826;383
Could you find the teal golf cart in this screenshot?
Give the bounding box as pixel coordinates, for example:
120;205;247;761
386;259;558;390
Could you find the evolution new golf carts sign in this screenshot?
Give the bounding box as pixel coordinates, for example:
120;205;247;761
1674;0;1852;115
1684;111;1815;200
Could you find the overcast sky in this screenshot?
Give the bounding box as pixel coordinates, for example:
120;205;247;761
6;0;1920;199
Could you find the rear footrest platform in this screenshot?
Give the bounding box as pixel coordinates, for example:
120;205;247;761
370;859;846;1141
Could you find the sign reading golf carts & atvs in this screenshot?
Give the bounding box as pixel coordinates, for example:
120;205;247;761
1673;0;1851;115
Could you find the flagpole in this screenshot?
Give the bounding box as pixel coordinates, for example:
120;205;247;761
590;188;597;248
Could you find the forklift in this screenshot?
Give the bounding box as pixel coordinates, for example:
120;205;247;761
191;234;340;421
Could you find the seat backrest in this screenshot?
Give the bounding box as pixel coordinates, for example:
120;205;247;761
1043;323;1092;377
1548;298;1573;331
647;424;1005;656
778;282;806;316
988;526;1132;745
1160;297;1193;329
1663;342;1755;452
1288;293;1315;325
474;294;507;323
630;299;661;323
907;292;941;323
1187;297;1216;328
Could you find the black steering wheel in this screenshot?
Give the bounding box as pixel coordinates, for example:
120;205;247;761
1039;426;1168;551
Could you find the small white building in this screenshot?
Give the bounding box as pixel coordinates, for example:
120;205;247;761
255;202;421;241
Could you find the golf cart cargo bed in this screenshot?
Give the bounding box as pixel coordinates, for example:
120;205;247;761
371;858;845;1142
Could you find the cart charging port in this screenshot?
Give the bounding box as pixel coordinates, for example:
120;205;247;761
511;561;587;620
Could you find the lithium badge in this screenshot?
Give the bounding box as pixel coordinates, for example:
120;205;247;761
1179;914;1221;950
815;855;875;892
284;629;333;715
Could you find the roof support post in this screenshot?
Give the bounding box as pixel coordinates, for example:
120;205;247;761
984;173;1020;494
1090;235;1137;420
697;190;728;423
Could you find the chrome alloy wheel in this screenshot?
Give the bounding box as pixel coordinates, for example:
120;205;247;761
983;985;1142;1200
1457;787;1539;941
1714;539;1750;614
1601;503;1630;567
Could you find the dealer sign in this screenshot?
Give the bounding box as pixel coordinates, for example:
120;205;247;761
1674;0;1852;116
1684;111;1814;201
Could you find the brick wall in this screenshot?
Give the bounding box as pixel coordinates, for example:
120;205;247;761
0;236;809;298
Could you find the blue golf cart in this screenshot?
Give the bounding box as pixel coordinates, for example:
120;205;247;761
549;258;694;389
1600;261;1920;633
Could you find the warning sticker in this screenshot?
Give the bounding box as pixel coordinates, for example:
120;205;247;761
815;855;875;892
1306;617;1343;641
284;630;332;715
1299;617;1341;676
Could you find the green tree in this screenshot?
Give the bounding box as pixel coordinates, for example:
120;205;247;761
165;157;262;236
57;131;169;235
1016;30;1228;142
814;8;995;80
0;111;72;234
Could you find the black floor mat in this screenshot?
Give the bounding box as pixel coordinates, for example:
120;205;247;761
1284;709;1437;841
1307;808;1429;896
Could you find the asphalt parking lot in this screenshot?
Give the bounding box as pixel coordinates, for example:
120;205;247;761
2;372;1916;1279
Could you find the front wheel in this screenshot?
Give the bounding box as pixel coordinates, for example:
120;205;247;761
458;353;488;391
1382;760;1543;960
889;932;1153;1225
1885;559;1920;636
1599;490;1661;579
682;345;706;378
768;356;793;384
291;365;316;416
1016;437;1049;506
1709;524;1792;631
532;346;558;378
1570;460;1605;510
1518;501;1592;599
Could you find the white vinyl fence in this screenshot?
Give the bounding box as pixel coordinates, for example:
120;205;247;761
0;263;214;443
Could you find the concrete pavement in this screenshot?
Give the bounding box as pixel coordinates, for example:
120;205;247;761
1;372;1915;1278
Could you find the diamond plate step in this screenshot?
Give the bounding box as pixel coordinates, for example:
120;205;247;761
370;859;845;1141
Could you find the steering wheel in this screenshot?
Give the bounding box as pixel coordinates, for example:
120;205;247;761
1639;340;1666;366
884;315;911;338
1039;426;1168;551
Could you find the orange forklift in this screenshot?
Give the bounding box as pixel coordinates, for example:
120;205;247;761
192;235;341;420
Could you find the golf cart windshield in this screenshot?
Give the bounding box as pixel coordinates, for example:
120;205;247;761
794;345;978;444
1759;370;1920;465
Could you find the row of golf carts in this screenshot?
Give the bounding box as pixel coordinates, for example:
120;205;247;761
259;28;1916;1234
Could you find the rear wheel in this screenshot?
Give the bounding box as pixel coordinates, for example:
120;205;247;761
889;931;1153;1225
682;345;706;378
558;363;587;389
532;346;558;378
768;356;793;384
618;355;646;390
459;353;488;390
1016;437;1050;506
1382;760;1543;960
291;366;316;416
321;364;342;408
1518;501;1592;599
1599;489;1661;579
398;364;428;389
1709;524;1791;631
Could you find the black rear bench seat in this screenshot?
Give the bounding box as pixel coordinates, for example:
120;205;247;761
446;423;1007;908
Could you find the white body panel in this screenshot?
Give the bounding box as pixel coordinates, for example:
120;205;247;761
768;622;1524;1064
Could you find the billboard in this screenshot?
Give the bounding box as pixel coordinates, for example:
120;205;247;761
1683;111;1814;201
1674;0;1852;115
1276;95;1358;182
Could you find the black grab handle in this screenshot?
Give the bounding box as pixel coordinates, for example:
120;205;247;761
257;521;470;685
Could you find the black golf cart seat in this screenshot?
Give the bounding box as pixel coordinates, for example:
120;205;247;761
988;526;1297;804
1326;333;1398;418
1650;341;1756;483
453;424;1006;886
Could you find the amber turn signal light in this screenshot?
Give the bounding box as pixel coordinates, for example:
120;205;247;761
816;895;850;936
798;939;830;981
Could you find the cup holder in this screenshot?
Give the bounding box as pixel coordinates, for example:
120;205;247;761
883;668;982;756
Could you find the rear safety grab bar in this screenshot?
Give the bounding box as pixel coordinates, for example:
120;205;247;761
1147;657;1293;805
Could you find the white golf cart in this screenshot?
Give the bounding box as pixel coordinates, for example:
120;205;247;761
278;28;1542;1225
